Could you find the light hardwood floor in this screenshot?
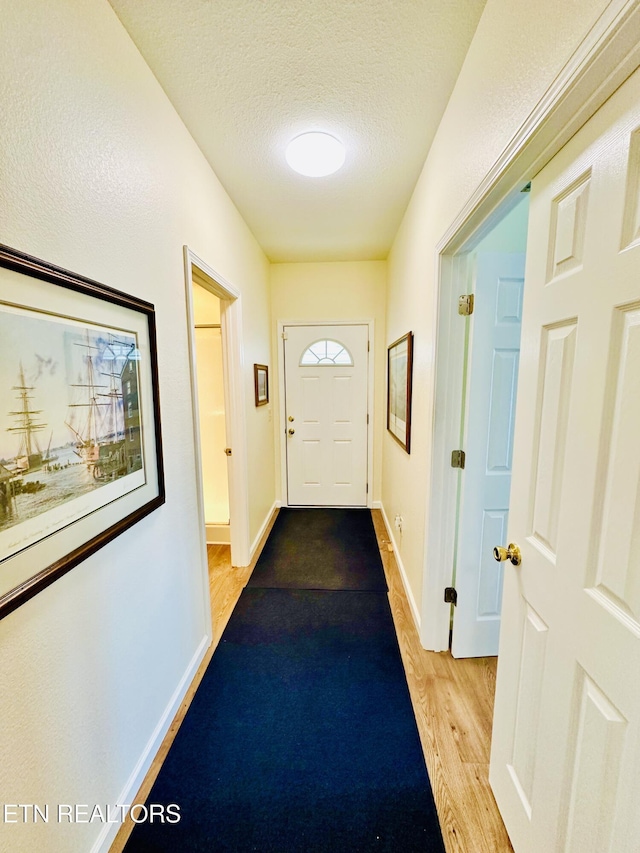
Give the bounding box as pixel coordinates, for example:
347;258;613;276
371;510;513;853
111;508;512;853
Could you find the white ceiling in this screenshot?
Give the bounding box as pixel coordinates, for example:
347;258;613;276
108;0;487;263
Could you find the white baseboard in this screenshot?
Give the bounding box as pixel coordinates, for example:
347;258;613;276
380;503;421;632
249;500;279;561
206;522;230;544
275;500;283;508
371;500;382;509
91;633;210;853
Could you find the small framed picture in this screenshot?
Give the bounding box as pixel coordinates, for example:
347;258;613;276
254;364;268;406
387;332;414;453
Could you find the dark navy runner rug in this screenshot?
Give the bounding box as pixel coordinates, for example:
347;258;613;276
247;508;388;591
125;509;445;852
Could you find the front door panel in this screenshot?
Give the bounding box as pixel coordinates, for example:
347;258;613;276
284;324;368;506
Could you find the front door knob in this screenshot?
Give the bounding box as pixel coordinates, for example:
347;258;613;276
493;543;522;566
288;428;295;435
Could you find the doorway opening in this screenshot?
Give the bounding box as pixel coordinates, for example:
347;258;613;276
183;247;251;589
423;192;531;657
449;194;530;658
192;278;230;544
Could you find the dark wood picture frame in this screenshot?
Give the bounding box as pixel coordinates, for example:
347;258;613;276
387;331;414;453
0;244;164;620
254;363;269;406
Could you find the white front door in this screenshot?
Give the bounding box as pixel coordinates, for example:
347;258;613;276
490;67;640;852
284;324;369;506
452;251;525;658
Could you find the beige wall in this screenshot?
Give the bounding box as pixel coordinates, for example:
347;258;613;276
382;0;612;626
0;2;274;851
270;261;387;503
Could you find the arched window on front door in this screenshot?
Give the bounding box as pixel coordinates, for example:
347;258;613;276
299;339;354;366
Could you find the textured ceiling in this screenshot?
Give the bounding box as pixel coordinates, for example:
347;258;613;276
108;0;487;262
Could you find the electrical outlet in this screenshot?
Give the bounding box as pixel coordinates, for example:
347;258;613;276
394;514;403;533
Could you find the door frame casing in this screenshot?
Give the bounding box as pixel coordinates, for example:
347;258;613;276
420;0;640;652
183;247;251;578
277;319;375;509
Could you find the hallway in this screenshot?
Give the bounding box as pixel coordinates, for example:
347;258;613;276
3;4;638;852
112;510;510;853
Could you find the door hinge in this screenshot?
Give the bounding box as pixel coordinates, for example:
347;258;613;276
367;413;369;425
367;340;370;352
281;330;288;340
451;449;466;469
366;483;369;494
444;587;457;606
458;294;474;316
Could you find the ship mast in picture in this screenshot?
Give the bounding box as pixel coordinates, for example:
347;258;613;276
65;332;128;481
99;367;125;443
66;334;109;464
7;362;53;472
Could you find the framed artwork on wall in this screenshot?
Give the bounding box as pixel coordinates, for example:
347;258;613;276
387;331;414;453
254;363;268;406
0;243;164;620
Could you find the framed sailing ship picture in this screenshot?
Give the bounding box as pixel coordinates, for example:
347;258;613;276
0;244;164;619
387;331;414;453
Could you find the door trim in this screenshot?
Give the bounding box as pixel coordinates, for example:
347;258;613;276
439;0;640;257
420;1;640;652
277;319;374;509
183;247;251;576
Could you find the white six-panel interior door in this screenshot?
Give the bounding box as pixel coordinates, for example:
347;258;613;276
490;67;640;852
452;251;525;658
284;324;369;506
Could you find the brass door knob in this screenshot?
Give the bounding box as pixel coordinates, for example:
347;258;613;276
493;543;522;566
288;428;295;435
288;415;295;422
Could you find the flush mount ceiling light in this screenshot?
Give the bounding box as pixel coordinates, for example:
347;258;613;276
285;132;345;177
